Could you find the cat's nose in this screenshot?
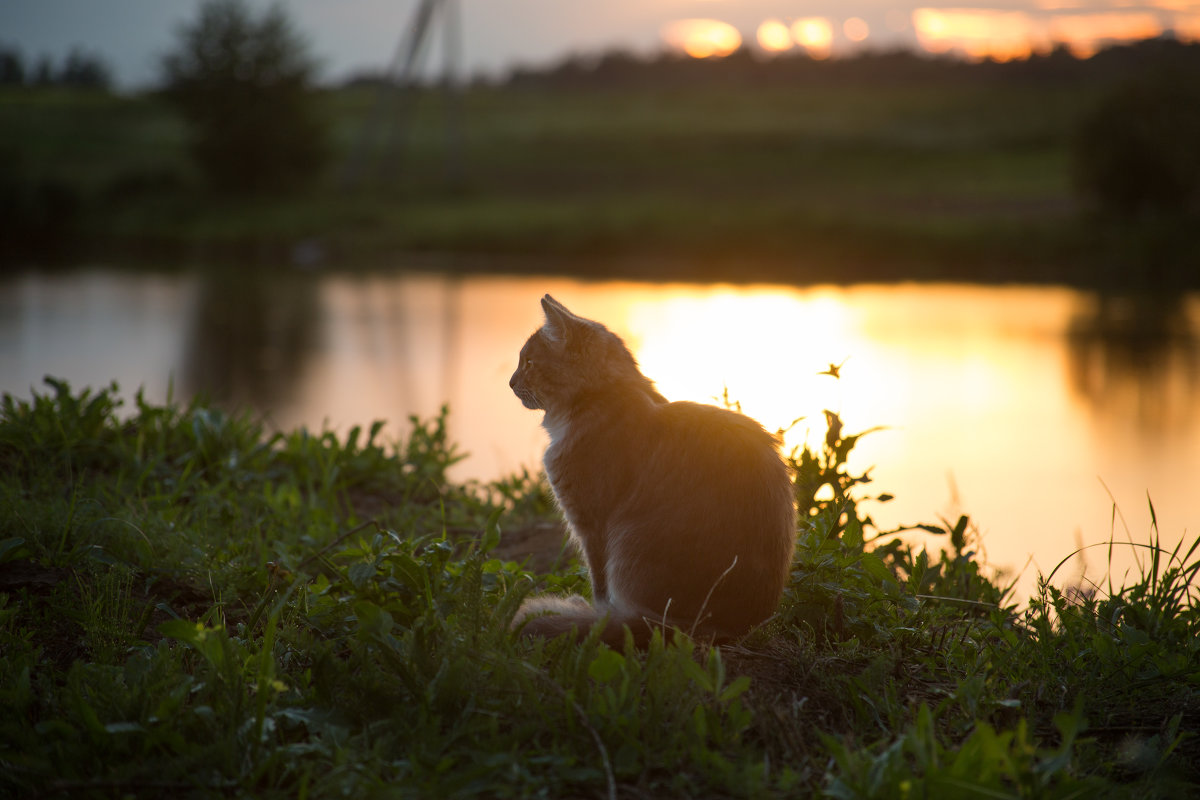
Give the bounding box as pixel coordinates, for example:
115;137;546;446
508;373;517;389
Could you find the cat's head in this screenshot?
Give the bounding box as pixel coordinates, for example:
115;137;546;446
510;294;656;413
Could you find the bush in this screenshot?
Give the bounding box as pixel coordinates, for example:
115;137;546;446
1072;74;1200;217
160;0;330;194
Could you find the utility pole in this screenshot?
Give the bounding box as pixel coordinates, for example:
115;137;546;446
342;0;464;190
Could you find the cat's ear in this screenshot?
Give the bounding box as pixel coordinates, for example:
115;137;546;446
541;294;582;343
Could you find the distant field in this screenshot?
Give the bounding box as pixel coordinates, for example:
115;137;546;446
0;80;1116;278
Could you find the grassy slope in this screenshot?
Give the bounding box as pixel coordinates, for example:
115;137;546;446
1;80;1100;278
1;378;1197;798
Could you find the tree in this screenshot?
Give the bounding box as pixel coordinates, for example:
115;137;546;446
59;48;112;90
160;0;330;194
0;48;111;90
1072;73;1200;218
31;56;54;87
0;49;25;86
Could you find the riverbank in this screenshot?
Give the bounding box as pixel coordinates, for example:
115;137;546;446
4;77;1197;289
2;379;1196;797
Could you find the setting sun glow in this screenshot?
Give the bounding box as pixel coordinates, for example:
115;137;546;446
623;290;866;456
663;18;742;59
1047;12;1164;56
911;5;1194;60
844;17;871;43
665;5;1199;61
792;17;834;58
913;8;1038;60
757;19;794;52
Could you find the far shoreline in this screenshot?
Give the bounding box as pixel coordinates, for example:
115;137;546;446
5;227;1197;294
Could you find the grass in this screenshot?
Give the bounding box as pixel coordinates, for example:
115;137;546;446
0;78;1104;278
1;377;1197;798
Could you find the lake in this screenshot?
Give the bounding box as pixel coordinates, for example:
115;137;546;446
3;266;1197;601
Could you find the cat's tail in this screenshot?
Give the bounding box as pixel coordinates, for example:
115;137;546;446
512;594;726;649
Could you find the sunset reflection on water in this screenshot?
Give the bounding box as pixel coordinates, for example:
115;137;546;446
3;271;1198;602
623;289;861;450
487;279;1199;602
580;283;1197;601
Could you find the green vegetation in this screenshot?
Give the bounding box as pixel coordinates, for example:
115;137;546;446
1072;74;1200;218
2;42;1197;283
2;78;1081;276
160;0;330;194
2;378;1196;798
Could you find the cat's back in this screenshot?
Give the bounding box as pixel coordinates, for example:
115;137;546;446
558;392;786;481
611;398;795;637
650;399;786;478
608;397;793;528
548;392;789;519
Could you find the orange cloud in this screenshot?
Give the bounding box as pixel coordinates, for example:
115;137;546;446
913;8;1036;60
1176;14;1200;41
1047;12;1162;56
913;6;1175;60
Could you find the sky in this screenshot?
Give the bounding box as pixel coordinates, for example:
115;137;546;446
3;0;1199;88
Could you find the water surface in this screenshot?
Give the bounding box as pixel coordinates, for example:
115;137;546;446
3;267;1197;599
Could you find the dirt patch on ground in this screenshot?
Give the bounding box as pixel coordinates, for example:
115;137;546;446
490;520;573;575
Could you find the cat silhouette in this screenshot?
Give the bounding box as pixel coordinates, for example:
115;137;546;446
510;294;795;646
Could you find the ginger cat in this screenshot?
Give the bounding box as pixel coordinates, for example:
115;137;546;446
509;295;795;646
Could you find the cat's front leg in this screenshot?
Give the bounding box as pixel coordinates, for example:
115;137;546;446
572;526;610;605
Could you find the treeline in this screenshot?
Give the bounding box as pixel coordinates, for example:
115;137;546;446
500;37;1200;90
0;46;112;90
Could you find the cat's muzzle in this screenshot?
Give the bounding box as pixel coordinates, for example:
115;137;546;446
512;385;541;410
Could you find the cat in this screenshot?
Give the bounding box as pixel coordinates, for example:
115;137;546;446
509;294;796;647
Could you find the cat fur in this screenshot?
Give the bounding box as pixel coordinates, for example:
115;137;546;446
509;294;796;647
